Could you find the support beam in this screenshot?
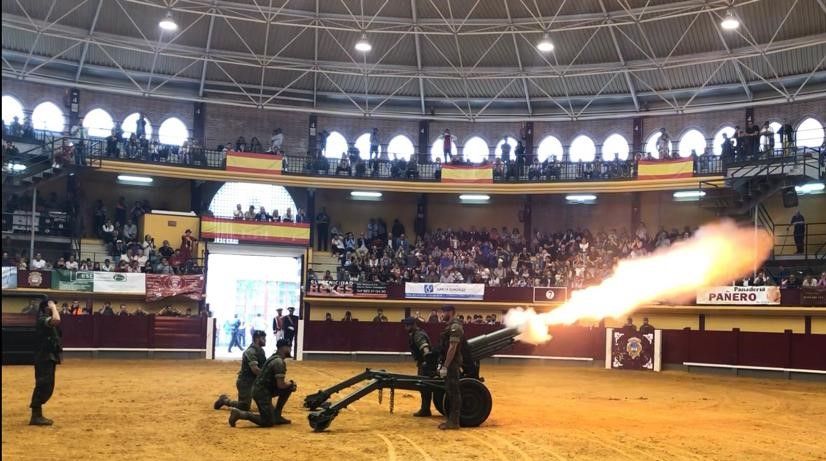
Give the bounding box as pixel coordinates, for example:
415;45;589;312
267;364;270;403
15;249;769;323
708;11;752;101
313;0;319;108
599;0;638;111
503;0;532;115
410;0;427;115
74;0;104;82
198;12;216;97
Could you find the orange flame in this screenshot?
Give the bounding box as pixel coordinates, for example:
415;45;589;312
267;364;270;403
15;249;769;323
505;220;773;344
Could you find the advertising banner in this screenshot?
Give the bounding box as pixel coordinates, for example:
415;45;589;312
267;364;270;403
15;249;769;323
696;285;781;305
93;272;146;294
532;287;569;303
145;274;206;302
52;269;94;291
306;280;387;298
405;283;485;300
800;287;826;307
16;270;52;289
2;267;18;289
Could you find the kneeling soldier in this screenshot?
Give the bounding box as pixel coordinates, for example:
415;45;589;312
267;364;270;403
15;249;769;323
403;317;434;417
214;330;267;411
229;339;296;427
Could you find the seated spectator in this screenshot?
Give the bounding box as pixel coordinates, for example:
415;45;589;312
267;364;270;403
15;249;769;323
818;272;826;287
233;204;244;220
372;309;388;323
79;258;93;271
271;208;281;222
155;257;174;274
100;258;114;272
102;220;115;244
54;257;66;269
244;205;256;220
17;257;28;270
336;156;351;176
158;240;174;260
341;310;354;322
235;136;247;152
295;208;306;223
99;301;115;315
325;312;333;321
30;253;47;270
283;208;294;223
801;274;818;287
249;136;263;153
134;306;148;316
60;303;72;316
255;206;271;222
65;255;79;271
116;260;129;272
158;305;182;316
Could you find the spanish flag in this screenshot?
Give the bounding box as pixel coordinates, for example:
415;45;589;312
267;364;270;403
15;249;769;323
441;164;493;183
200;217;310;245
637;158;694;180
225;151;283;175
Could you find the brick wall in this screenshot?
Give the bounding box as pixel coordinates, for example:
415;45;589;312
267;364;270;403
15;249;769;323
3;78;824;155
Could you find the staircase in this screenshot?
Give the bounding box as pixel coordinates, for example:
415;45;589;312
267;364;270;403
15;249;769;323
79;238;110;263
310;252;341;278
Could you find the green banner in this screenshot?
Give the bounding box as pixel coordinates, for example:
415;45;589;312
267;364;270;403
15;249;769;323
51;269;94;292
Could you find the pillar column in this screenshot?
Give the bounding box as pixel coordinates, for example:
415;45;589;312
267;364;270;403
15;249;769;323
418;120;429;163
522;121;534;163
308;114;318;155
632;117;643;156
193;102;206;146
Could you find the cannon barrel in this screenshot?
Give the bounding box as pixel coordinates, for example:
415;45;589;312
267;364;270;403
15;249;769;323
467;327;519;361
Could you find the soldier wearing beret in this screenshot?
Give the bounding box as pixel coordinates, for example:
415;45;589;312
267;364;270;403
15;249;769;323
30;299;62;426
438;305;463;430
214;330;267;411
229;339;296;427
403;317;434;417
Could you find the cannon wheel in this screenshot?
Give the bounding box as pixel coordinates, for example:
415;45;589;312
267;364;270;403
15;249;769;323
432;390;446;415
442;378;492;427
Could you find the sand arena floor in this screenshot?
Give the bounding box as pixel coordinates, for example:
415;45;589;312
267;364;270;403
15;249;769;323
2;359;825;461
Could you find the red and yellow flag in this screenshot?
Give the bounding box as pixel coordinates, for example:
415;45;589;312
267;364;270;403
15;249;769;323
201;217;309;245
637;158;694;180
225;151;283;175
441;164;493;183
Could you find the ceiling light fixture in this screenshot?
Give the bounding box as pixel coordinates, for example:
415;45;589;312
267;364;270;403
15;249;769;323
795;183;825;194
159;11;178;31
673;190;707;199
350;191;382;198
459;194;490;202
720;9;740;30
355;34;372;52
537;33;554;53
7;162;26;172
117;175;153;184
565;194;597;203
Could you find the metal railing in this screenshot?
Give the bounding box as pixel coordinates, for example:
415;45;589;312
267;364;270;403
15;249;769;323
772;222;826;260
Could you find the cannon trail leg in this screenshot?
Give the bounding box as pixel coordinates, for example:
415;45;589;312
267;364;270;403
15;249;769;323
304;369;378;409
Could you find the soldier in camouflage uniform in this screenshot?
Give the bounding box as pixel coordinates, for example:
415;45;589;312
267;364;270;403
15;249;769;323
403;317;434;417
214;330;267;411
229;339;296;427
30;299;62;426
438;305;463;430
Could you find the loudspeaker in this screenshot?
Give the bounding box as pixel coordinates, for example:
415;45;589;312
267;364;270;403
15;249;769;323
782;186;798;208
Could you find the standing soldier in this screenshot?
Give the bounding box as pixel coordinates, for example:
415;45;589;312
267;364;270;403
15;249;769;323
403;317;434;417
283;307;298;344
30;299;62;425
229;339;297;427
438;305;463;430
272;308;284;341
214;330;267;411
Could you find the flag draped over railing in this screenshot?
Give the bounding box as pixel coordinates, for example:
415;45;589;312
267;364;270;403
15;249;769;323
637;158;694;179
440;164;493;183
225;151;283;175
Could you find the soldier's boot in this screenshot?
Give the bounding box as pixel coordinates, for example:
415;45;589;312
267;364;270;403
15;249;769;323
414;391;432;416
228;408;247;427
213;394;230;410
272;392;292;425
29;407;53;426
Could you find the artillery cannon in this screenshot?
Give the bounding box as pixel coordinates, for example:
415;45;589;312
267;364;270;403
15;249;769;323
305;327;520;432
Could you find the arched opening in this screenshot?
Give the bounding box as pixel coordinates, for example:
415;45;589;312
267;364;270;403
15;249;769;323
431;136;457;162
322;131;348;159
536;135;563;162
797;117;825;148
712;127;736;155
31;101;65;133
209;182;298;219
494;136;519;159
569;135;596;162
678;129;707;157
122;113;154;140
1;95;25;126
387;135;415;161
82;108;115;138
354;132;377;160
463;137;489;163
645;131;671;158
601;134;630;161
158;117;189;146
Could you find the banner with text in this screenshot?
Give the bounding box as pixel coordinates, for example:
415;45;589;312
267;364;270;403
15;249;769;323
52;269;94;292
405;283;485;300
696;286;781;305
800;287;826;307
2;267;18;289
93;272;146;294
145;274;206;302
307;280;388;298
532;287;569;303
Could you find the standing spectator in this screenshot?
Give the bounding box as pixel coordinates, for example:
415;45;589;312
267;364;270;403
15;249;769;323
442;129;453;162
790;210;806;254
500;138;512;163
249;137;263;153
370;128;381;160
233;204;244;220
114;197;127;227
272;307;284;341
99;301;115;316
136;113;147;139
65;256;79;271
656;128;670;158
372;309;388;323
118;304;130;316
319;129;329;154
269;128;284;153
760;121;774;155
93;200;107;238
779;120;795;153
315;207;329;252
122;219;138;242
180;229;197;262
721;132;734;161
131;201;146;224
639;318;655;335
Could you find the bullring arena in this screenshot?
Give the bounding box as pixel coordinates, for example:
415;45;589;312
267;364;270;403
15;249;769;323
2;0;826;460
3;359;826;460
